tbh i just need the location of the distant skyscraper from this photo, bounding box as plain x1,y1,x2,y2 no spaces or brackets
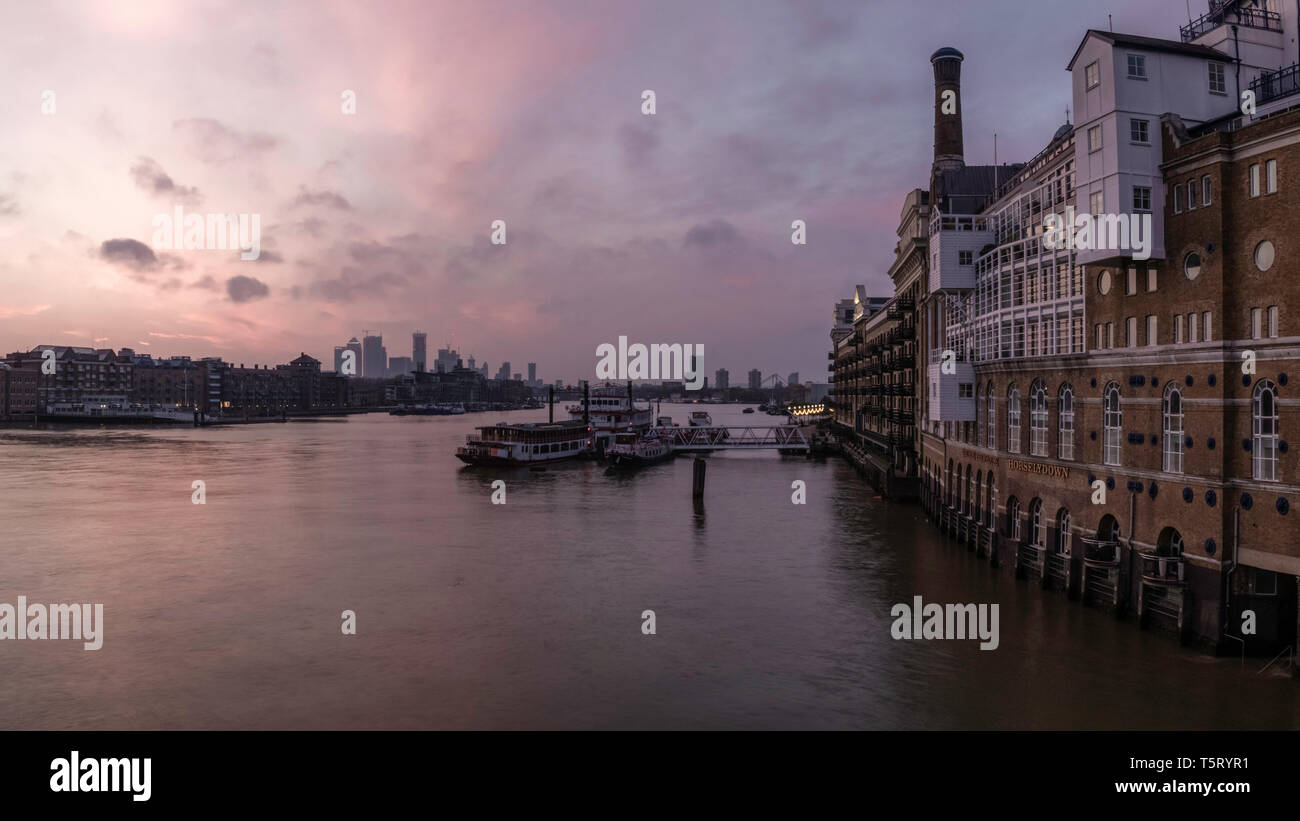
513,373,521,381
496,362,511,381
435,347,459,374
388,356,413,377
748,369,762,390
787,372,799,387
467,356,476,371
412,332,427,372
333,337,362,377
480,363,489,377
715,368,729,390
527,362,536,386
363,334,386,379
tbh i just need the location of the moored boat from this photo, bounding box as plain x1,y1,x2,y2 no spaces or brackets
456,420,593,465
605,430,673,470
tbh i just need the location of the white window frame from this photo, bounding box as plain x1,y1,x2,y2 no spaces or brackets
1253,381,1279,482
1268,305,1279,338
1202,175,1212,206
1127,54,1147,78
1007,386,1021,455
1103,383,1122,466
1266,159,1278,194
1058,384,1075,460
1250,164,1260,197
1086,61,1100,90
1029,381,1048,456
1163,384,1184,474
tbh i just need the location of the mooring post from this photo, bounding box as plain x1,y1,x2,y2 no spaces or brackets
692,456,706,500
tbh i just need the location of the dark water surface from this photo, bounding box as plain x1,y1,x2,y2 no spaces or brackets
1,403,1296,729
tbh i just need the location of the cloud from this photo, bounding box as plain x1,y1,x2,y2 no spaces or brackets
683,219,742,249
289,186,352,211
192,274,220,290
173,118,279,163
130,156,202,204
0,304,51,319
0,194,19,216
100,238,160,271
226,275,270,303
619,121,660,167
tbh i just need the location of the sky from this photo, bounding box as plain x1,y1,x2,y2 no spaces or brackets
0,0,1203,384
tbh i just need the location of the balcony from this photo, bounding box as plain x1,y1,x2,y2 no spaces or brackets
1139,552,1185,586
1081,537,1119,567
1249,62,1300,106
1181,1,1281,42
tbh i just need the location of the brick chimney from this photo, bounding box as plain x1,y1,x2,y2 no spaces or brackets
931,47,965,173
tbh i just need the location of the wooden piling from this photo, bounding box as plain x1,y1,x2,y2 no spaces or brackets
692,456,706,500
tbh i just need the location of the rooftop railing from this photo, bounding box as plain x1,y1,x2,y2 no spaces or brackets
1181,1,1281,42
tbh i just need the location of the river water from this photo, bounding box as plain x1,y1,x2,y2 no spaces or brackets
0,402,1296,729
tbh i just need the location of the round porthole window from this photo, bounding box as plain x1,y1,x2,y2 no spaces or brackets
1098,270,1112,295
1255,240,1275,272
1184,252,1201,280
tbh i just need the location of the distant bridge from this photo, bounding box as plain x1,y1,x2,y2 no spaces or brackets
650,425,809,452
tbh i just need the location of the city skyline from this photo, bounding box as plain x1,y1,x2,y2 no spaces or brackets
0,0,1193,383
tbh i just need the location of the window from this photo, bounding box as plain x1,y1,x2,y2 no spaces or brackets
1086,61,1100,90
1128,54,1147,78
1253,381,1279,481
1103,383,1122,466
1189,312,1199,343
986,382,996,448
1268,305,1279,338
1267,159,1278,193
1088,125,1102,153
1252,308,1262,339
959,383,973,398
1029,380,1048,456
1130,118,1149,143
1146,315,1158,346
1029,498,1045,547
1174,184,1182,214
1008,497,1021,540
1133,186,1151,212
1106,322,1114,348
1127,316,1137,347
959,250,973,266
1203,311,1212,341
1163,384,1184,474
1186,180,1196,210
1184,252,1201,280
1098,269,1112,295
1126,268,1137,295
1209,62,1226,94
1255,240,1275,272
1250,164,1260,197
1095,323,1104,350
1090,191,1104,215
1058,384,1075,460
1057,510,1072,556
1202,175,1212,205
1007,385,1021,454
1147,268,1157,292
1175,314,1184,343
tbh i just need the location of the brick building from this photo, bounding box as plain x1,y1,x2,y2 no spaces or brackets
835,1,1300,658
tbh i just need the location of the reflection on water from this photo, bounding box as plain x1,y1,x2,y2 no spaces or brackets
0,404,1296,729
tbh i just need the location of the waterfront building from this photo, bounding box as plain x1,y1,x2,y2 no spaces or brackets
413,332,427,373
129,354,204,409
388,356,414,377
0,363,38,420
837,1,1300,655
3,346,133,407
715,368,729,391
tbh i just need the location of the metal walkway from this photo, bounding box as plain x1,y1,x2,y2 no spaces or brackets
649,425,809,451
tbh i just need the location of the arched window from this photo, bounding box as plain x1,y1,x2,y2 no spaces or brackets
1103,382,1122,466
1007,497,1021,541
985,381,996,448
965,465,973,514
1029,380,1048,456
1007,385,1021,454
947,459,955,506
1097,514,1121,543
975,470,983,520
1157,527,1184,557
1162,384,1184,474
1253,381,1280,481
1056,508,1071,555
1029,498,1044,547
1057,384,1074,460
986,479,995,528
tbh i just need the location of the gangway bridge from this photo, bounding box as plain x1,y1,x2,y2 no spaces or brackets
650,425,809,452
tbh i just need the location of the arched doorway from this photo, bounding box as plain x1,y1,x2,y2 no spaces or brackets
1097,514,1121,543
1156,527,1183,557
